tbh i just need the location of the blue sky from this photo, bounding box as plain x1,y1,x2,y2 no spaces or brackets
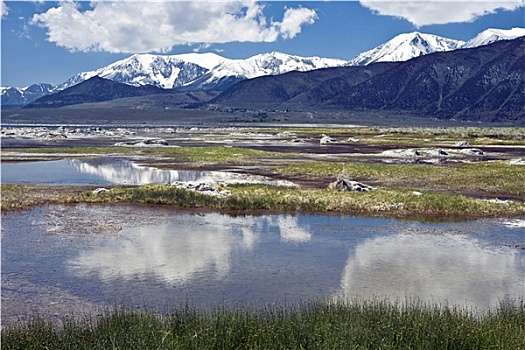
1,1,524,87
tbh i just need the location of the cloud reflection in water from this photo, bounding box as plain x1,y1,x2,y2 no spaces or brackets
335,232,524,309
68,213,312,285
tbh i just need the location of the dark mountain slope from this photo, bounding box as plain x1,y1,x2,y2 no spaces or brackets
211,38,525,122
285,62,397,108
25,76,171,108
325,37,524,121
211,66,364,109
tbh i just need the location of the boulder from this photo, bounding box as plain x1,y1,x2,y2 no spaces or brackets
329,178,374,192
114,138,169,147
459,148,484,156
508,158,525,165
170,181,231,197
381,149,421,157
320,135,334,144
427,149,448,156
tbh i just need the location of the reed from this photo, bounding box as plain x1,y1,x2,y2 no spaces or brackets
2,299,524,350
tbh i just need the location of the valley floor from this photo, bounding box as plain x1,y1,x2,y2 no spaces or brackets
2,124,524,218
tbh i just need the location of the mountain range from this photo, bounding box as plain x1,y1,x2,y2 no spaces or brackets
211,37,524,123
3,27,523,109
1,83,54,109
20,36,525,124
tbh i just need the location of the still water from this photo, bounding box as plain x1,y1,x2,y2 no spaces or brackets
0,158,294,186
2,204,523,324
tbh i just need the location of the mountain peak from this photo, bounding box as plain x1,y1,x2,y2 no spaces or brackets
348,31,465,66
464,27,525,48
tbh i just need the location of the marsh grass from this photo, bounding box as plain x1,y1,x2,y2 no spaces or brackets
3,179,524,217
173,146,276,164
16,145,272,156
78,184,525,218
2,299,524,350
281,126,525,145
278,161,525,198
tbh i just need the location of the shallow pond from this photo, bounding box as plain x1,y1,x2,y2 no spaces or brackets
2,204,524,325
0,158,293,186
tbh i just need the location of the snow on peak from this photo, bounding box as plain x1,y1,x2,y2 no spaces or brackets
179,51,347,90
348,32,465,66
463,27,525,48
56,53,218,90
56,51,347,91
48,27,525,92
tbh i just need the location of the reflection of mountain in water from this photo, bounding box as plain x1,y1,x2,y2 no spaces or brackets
68,158,295,186
67,213,311,285
335,233,524,309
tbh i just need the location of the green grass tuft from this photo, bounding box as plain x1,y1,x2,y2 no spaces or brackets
2,299,524,350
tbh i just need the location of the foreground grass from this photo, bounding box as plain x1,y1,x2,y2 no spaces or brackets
3,299,524,350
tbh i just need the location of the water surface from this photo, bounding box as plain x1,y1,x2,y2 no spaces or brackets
1,158,293,186
2,204,523,325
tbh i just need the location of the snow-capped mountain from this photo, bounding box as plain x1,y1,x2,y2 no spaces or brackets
463,27,525,48
185,51,348,90
348,32,465,66
1,83,54,108
348,28,525,66
56,53,229,91
3,27,524,108
57,52,348,92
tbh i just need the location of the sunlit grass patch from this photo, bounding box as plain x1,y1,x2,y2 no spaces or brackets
172,146,277,163
278,161,525,198
82,184,525,218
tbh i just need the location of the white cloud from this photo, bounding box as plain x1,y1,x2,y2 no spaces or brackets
277,6,317,39
1,0,9,19
30,0,317,53
360,0,525,27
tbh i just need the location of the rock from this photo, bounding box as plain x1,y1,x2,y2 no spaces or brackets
454,141,470,147
320,135,334,144
142,138,169,146
485,198,509,205
114,138,170,147
459,148,484,156
170,181,231,197
412,191,423,196
508,158,525,165
329,178,374,192
427,149,448,157
381,149,421,157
